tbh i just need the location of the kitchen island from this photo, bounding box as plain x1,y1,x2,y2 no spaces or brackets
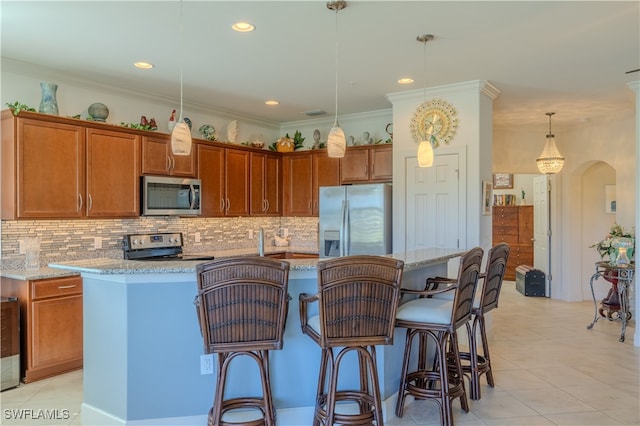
49,248,464,425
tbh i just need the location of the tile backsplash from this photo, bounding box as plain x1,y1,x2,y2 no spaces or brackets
1,217,319,269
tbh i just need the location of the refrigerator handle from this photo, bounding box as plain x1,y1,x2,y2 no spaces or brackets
339,200,346,257
344,199,351,256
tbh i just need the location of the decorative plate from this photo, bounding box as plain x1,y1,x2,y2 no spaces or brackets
410,99,458,148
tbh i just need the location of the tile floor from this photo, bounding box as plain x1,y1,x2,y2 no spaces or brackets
0,282,638,426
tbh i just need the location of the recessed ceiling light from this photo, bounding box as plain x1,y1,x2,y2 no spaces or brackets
232,22,255,32
265,100,279,106
134,62,154,69
398,78,414,84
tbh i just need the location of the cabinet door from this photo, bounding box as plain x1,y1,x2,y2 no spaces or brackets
141,136,171,175
197,144,225,217
17,118,85,218
86,128,140,217
142,136,196,177
31,294,83,377
264,153,281,215
312,152,340,215
369,145,392,182
340,147,369,183
225,148,250,216
283,154,313,216
250,152,267,215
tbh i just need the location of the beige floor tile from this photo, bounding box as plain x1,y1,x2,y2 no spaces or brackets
511,387,596,415
544,410,623,425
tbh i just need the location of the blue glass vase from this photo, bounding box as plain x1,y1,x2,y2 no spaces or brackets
39,82,59,115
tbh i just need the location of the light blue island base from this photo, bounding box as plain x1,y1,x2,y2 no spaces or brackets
49,249,464,425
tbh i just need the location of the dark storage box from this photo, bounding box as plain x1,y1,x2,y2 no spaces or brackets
515,265,545,297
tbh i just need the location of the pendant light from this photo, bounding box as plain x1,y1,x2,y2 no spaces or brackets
171,0,192,156
417,34,434,167
326,1,347,158
536,112,564,174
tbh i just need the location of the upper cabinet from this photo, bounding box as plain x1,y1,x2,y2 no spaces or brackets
1,110,394,220
340,144,392,184
282,150,340,217
250,151,281,216
85,128,140,217
1,111,140,219
141,135,196,177
197,143,250,217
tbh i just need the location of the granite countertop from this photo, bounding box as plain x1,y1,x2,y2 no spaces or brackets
1,246,318,280
3,247,465,280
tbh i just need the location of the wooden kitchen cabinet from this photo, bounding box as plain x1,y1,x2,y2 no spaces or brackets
282,150,340,216
141,135,196,177
250,151,281,216
340,144,392,184
197,143,249,217
1,275,83,383
2,111,85,219
86,128,140,217
1,110,140,219
312,151,341,215
492,205,534,280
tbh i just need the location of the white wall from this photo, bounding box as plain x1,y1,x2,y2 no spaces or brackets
1,63,281,144
387,80,499,253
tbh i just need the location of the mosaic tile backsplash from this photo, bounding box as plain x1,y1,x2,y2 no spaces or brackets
1,217,319,269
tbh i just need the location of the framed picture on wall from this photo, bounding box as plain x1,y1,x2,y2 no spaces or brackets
605,185,616,213
482,181,493,216
493,173,513,189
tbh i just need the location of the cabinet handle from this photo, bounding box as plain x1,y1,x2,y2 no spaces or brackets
78,194,83,211
170,156,175,171
220,198,225,212
266,200,270,212
308,200,312,210
262,199,267,212
364,163,368,176
166,156,171,172
58,285,77,289
226,198,230,212
88,194,93,211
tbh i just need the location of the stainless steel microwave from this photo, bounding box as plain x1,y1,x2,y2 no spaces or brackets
141,176,201,216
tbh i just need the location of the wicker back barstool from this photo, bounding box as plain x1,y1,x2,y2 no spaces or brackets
299,255,404,425
194,256,290,426
425,243,510,400
394,247,483,426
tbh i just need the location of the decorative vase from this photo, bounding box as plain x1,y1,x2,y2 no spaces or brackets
38,82,59,115
88,103,109,121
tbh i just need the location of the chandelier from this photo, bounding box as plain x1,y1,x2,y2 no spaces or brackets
536,112,564,174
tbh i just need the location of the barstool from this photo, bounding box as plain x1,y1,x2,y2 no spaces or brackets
395,247,483,426
194,256,290,426
426,243,510,400
299,255,404,425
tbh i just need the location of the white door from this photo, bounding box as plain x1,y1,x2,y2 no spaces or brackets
405,154,459,251
533,175,550,294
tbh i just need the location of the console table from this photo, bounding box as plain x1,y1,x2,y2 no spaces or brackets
586,261,635,342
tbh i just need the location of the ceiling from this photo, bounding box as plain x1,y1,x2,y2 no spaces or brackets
2,1,639,131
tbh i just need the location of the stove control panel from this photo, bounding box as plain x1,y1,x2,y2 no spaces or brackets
124,232,183,250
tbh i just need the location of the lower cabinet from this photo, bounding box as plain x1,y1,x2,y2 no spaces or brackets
1,275,83,383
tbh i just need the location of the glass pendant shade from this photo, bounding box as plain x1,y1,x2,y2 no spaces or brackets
171,121,192,156
327,124,346,158
417,140,434,167
536,135,564,174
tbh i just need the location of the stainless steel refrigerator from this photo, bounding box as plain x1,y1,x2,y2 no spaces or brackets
319,183,392,258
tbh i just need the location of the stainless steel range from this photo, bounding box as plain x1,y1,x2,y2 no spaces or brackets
123,232,214,261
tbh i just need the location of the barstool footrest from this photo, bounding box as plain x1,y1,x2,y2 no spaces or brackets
209,397,272,426
315,390,378,425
